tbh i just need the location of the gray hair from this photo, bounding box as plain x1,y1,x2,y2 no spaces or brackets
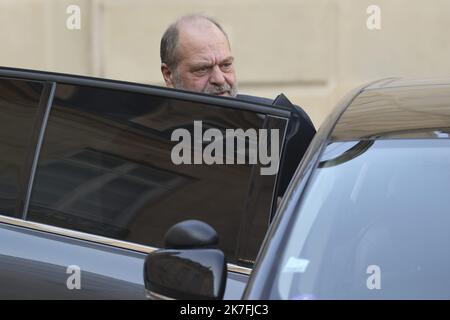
160,14,229,69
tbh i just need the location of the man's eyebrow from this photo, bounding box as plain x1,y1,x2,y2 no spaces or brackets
191,62,214,70
191,57,234,69
221,56,234,63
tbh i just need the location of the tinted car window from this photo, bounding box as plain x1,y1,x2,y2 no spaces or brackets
0,78,44,218
27,83,281,264
273,139,450,299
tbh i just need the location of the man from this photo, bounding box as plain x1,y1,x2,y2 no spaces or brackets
160,14,237,97
160,13,282,106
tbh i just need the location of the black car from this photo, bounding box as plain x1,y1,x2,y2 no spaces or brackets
0,66,315,299
145,77,450,300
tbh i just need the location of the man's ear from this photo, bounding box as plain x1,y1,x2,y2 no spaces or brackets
161,63,175,88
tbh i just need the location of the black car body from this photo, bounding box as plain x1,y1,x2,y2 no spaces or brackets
4,67,448,300
0,67,315,299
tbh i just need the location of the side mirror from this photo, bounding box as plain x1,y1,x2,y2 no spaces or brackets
144,220,227,300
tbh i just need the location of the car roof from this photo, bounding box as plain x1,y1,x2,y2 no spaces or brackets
330,78,450,141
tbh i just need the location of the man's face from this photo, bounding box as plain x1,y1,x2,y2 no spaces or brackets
162,20,238,97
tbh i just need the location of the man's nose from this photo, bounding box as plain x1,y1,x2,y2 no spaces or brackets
209,65,226,86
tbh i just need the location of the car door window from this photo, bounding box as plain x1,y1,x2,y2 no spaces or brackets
0,77,45,218
26,83,286,264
